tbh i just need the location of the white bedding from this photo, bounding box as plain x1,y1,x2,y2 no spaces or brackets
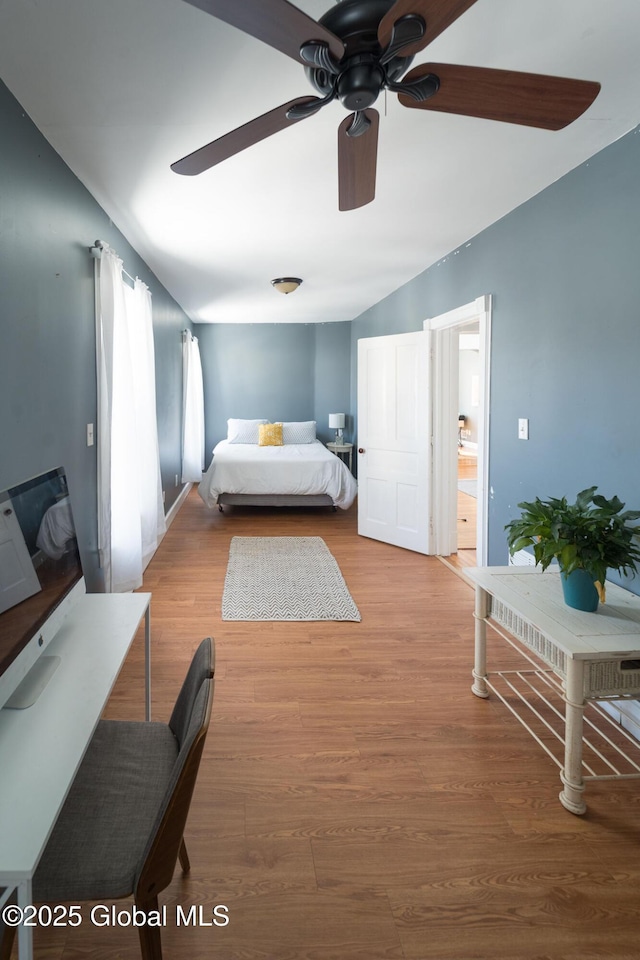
198,439,357,510
36,497,76,560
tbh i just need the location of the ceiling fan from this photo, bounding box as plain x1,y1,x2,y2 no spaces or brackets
171,0,600,211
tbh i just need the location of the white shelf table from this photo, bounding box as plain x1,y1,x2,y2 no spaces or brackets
467,566,640,814
0,592,151,960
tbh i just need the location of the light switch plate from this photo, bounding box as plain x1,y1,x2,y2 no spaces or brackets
518,418,529,440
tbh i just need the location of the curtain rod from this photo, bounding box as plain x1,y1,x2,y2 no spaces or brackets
90,240,136,287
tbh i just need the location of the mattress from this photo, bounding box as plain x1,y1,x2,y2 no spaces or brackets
197,439,357,510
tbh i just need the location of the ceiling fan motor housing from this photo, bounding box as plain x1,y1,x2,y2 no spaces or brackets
337,55,386,109
305,0,413,106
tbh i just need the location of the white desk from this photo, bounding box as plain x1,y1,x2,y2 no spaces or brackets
467,567,640,814
0,592,151,960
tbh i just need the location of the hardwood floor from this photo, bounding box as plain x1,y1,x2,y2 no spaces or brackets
22,490,640,959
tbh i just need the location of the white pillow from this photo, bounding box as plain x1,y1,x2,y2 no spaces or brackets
227,418,269,443
282,421,317,444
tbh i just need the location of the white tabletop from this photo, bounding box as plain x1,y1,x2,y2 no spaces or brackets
467,566,640,661
0,592,150,880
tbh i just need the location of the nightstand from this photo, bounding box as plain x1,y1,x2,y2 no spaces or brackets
326,441,353,473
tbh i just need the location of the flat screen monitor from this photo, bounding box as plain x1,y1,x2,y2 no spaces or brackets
0,466,85,710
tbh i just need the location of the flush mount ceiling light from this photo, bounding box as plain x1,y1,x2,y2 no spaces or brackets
271,277,302,295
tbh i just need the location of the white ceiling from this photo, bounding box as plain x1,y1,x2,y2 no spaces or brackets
2,0,640,324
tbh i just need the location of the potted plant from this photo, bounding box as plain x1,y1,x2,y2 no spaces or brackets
505,486,640,611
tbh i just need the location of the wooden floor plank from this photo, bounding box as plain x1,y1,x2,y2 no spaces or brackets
19,488,640,960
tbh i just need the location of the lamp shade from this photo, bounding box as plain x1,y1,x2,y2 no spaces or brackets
328,413,345,430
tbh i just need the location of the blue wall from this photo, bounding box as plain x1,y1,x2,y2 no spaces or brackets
4,64,640,594
313,322,354,443
195,321,352,461
351,125,640,591
0,77,353,593
0,80,191,590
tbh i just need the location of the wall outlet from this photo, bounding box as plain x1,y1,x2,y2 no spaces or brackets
518,418,529,440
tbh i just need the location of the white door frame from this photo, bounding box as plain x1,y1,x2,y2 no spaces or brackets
424,294,492,565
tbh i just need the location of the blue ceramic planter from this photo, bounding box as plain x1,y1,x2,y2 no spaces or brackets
560,568,600,612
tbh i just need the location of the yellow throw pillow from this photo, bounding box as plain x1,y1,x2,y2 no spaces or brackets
258,422,283,446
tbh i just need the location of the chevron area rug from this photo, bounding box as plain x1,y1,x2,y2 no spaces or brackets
222,536,361,621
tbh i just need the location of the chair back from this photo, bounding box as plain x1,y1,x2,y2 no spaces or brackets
135,674,213,902
169,637,214,746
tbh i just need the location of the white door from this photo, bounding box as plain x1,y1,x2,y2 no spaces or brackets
357,331,431,553
0,501,41,614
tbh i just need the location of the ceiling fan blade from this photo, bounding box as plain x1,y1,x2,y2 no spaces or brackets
337,109,379,212
171,98,320,176
397,63,601,130
378,0,480,58
182,0,344,65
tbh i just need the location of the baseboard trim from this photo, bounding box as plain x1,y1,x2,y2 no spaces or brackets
166,482,192,528
142,483,192,575
436,554,474,587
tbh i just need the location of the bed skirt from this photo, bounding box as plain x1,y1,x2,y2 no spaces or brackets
217,493,335,511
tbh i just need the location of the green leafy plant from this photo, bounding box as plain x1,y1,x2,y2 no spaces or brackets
505,486,640,602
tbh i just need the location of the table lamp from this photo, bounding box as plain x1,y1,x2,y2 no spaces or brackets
329,413,345,443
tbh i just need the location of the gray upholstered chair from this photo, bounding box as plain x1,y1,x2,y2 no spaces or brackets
0,637,215,960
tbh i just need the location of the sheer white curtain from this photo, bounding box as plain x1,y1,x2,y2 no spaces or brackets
181,331,205,482
95,244,166,593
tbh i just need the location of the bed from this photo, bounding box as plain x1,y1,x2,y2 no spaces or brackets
36,496,77,560
197,419,357,511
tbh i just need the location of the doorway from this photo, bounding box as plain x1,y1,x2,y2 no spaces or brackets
456,324,480,568
424,295,491,566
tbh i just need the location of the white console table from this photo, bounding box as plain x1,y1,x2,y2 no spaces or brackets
467,567,640,814
0,592,151,960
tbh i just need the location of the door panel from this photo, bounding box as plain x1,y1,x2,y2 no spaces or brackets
0,503,42,615
357,331,430,553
